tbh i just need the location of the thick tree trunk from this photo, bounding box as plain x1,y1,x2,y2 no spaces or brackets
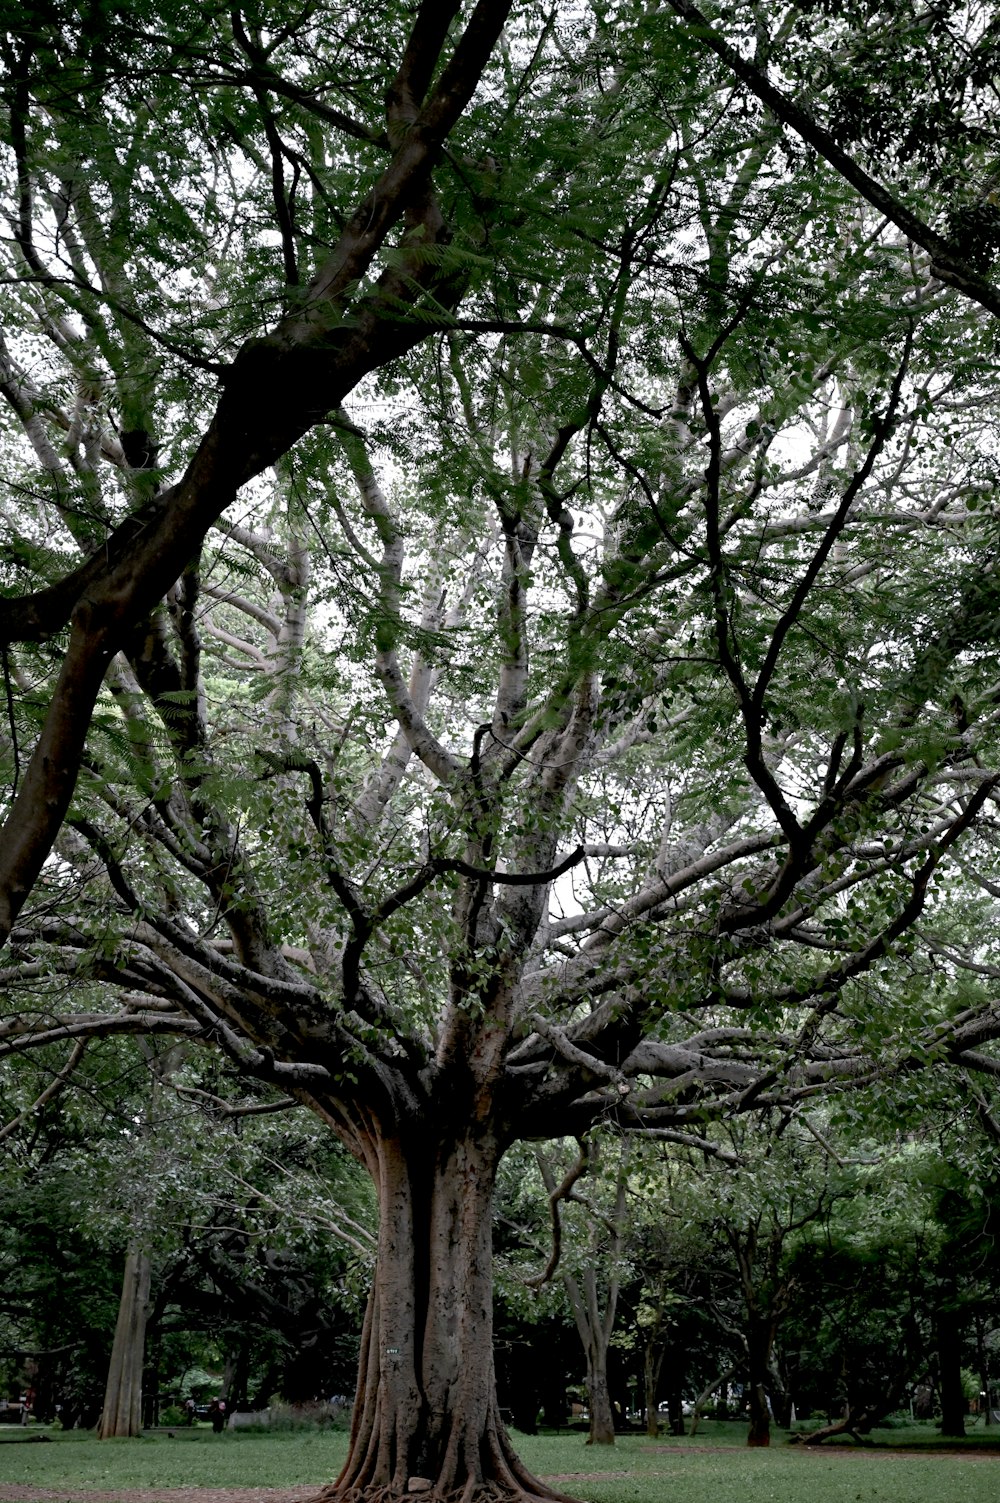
315,1124,568,1503
584,1357,616,1446
98,1246,152,1439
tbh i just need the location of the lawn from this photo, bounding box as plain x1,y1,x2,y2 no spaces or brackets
0,1423,998,1503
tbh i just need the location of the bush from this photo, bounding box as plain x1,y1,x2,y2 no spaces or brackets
159,1405,186,1427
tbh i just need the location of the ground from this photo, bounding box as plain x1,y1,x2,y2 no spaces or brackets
2,1454,1000,1502
3,1426,1000,1503
0,1489,310,1502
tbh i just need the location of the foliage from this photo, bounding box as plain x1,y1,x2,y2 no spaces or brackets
4,1,1000,1494
4,0,1000,1170
0,1033,373,1421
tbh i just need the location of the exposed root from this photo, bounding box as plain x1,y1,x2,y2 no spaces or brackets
789,1422,867,1447
298,1482,581,1503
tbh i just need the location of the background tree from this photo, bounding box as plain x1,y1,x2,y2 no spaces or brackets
783,1077,1000,1444
0,1030,373,1428
493,1146,588,1437
533,1140,630,1447
623,1159,717,1440
697,1120,847,1446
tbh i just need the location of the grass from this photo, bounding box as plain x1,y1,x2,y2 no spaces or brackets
0,1424,349,1488
0,1421,999,1502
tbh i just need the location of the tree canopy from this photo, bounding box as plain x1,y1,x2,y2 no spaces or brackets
4,2,1000,1499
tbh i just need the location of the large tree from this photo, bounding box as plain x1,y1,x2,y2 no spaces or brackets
5,4,1000,1500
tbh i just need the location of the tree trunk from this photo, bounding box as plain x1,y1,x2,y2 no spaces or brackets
98,1246,152,1439
798,1407,870,1445
665,1380,684,1438
317,1124,567,1503
643,1342,664,1438
936,1310,966,1438
975,1313,991,1426
229,1341,250,1411
798,1360,919,1446
540,1388,566,1430
584,1356,616,1447
768,1363,792,1430
688,1366,738,1438
746,1317,771,1447
546,1143,629,1450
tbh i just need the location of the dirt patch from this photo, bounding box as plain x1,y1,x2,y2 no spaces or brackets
539,1475,632,1482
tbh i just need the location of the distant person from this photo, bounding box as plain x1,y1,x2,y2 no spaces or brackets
209,1397,227,1433
184,1398,196,1425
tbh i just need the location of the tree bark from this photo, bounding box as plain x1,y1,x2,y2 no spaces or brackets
665,1380,684,1439
975,1313,991,1426
745,1316,772,1447
583,1356,617,1447
317,1122,568,1503
688,1366,739,1438
544,1144,628,1448
768,1362,792,1430
98,1246,152,1439
797,1409,869,1446
936,1310,967,1438
642,1341,664,1438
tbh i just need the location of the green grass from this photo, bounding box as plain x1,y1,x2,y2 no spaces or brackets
1,1422,999,1502
0,1425,350,1488
518,1429,1000,1503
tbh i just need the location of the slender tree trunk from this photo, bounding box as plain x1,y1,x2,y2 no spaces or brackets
799,1359,921,1446
643,1341,664,1438
319,1123,567,1503
798,1407,870,1445
230,1341,250,1411
936,1310,966,1438
746,1316,772,1447
768,1362,791,1429
541,1388,566,1430
665,1380,684,1438
688,1365,738,1438
547,1143,628,1449
98,1246,152,1439
975,1313,991,1426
